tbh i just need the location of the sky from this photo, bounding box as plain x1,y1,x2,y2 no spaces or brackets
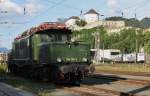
0,0,150,49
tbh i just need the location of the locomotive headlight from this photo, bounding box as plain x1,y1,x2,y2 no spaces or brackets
57,58,62,62
82,57,87,62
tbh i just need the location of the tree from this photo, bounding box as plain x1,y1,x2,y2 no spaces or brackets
126,18,142,28
75,19,87,27
144,32,150,53
72,27,107,48
57,18,68,23
72,27,148,54
141,17,150,28
102,29,144,53
105,16,127,21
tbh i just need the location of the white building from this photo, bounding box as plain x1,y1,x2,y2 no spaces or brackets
65,9,125,33
84,9,99,23
65,16,79,27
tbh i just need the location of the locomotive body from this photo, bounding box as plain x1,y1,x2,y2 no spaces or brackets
8,22,93,82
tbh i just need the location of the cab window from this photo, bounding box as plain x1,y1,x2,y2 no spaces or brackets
40,33,70,42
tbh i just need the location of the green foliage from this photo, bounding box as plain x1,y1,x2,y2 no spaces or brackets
57,18,68,23
72,27,107,48
126,18,142,28
144,32,150,53
105,16,127,21
75,19,87,27
141,17,150,28
72,27,150,53
110,29,144,53
0,64,7,76
72,28,95,47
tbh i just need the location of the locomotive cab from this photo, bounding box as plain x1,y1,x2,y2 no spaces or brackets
32,29,92,81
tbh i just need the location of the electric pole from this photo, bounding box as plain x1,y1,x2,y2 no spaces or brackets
93,31,100,64
135,9,138,63
101,15,105,64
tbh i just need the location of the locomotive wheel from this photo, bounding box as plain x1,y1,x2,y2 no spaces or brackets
8,64,13,73
30,67,39,80
50,67,61,83
11,64,18,75
77,71,83,81
40,67,50,82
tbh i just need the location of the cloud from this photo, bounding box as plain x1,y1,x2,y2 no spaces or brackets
107,0,118,8
107,0,118,15
25,0,44,15
0,0,23,14
0,0,43,15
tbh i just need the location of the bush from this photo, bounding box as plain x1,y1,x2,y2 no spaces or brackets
75,19,87,27
0,64,7,74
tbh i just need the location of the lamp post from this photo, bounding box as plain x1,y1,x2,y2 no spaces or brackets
135,30,138,64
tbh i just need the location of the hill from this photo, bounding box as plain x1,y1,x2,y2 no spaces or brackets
0,47,9,53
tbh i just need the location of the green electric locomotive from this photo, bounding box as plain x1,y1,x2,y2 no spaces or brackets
8,22,94,83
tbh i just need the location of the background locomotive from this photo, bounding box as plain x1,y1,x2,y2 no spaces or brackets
8,22,93,83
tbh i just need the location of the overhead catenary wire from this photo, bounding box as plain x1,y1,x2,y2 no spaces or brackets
19,0,68,24
44,0,81,12
0,0,69,47
0,0,68,25
116,0,149,17
44,0,98,16
124,0,148,10
135,1,150,18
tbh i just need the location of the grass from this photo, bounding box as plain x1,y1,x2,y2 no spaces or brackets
0,63,7,77
95,63,150,73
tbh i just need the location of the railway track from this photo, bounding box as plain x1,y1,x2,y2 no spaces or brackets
90,74,150,86
0,82,35,96
1,73,149,96
0,89,10,96
64,84,144,96
63,74,150,96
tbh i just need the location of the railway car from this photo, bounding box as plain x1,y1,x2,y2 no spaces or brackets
8,22,93,83
112,53,145,63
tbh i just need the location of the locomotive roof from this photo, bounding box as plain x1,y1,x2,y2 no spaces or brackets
14,22,70,41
